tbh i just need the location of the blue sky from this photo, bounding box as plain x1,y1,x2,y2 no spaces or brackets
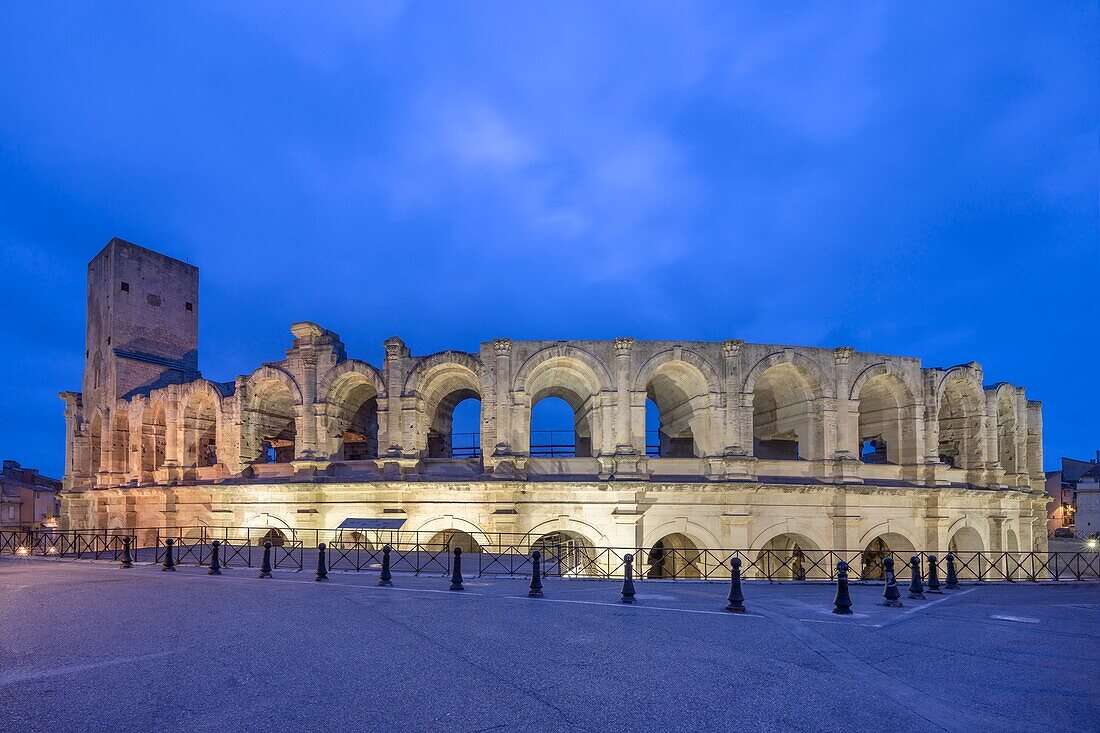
0,2,1095,477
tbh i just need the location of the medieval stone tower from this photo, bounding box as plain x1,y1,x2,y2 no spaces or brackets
82,238,200,418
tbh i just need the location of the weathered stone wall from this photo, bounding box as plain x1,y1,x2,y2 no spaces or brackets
59,239,1047,554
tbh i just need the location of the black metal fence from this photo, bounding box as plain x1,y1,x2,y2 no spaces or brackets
3,527,1099,582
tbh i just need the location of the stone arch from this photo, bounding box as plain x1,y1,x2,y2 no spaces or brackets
935,367,986,470
242,367,301,464
522,516,609,547
141,397,167,476
88,411,103,477
852,368,920,465
859,530,919,581
753,531,827,580
405,353,487,458
750,521,831,552
635,350,721,458
949,525,985,579
109,405,130,476
747,356,828,461
992,384,1021,476
181,382,222,468
642,519,721,552
413,516,493,550
514,346,612,458
322,362,383,461
241,512,295,544
645,532,703,579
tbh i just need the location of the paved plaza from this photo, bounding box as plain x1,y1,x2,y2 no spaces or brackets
1,557,1098,733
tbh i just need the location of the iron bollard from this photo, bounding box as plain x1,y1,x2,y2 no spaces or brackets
907,555,925,599
725,557,746,613
449,546,464,591
620,553,637,604
881,556,902,607
120,536,134,569
944,552,960,589
208,539,222,575
259,541,273,579
316,543,328,581
926,554,942,594
378,544,393,586
832,561,853,615
529,550,544,598
162,537,176,571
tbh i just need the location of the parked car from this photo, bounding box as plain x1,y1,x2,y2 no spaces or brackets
1053,527,1075,539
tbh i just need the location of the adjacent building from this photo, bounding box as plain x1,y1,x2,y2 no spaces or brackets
1047,453,1100,536
1,460,62,531
59,238,1049,571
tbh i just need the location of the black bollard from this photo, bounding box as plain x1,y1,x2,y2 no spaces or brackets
258,541,273,579
208,539,222,575
162,537,176,571
926,554,942,594
832,561,853,615
881,556,902,607
449,546,464,591
725,557,746,613
944,552,960,589
120,535,134,569
316,543,328,581
907,555,925,599
620,553,637,604
378,544,393,587
529,550,544,598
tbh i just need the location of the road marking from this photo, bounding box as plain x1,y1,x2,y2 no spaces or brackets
990,614,1040,624
872,588,978,629
0,651,179,688
502,595,763,618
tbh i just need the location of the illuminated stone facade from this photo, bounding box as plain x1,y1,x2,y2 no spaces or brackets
61,239,1049,558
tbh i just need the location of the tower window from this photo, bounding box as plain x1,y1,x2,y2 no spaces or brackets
147,294,161,307
120,282,129,292
185,302,193,312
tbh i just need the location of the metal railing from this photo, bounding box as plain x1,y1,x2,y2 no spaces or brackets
3,527,1099,582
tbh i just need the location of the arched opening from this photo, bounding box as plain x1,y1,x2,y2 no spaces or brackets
756,533,824,580
336,530,374,550
428,394,482,458
247,380,297,464
949,527,984,580
647,533,702,579
644,363,708,458
531,530,596,576
857,374,916,465
530,397,588,457
109,410,130,475
88,413,103,477
937,377,982,470
523,356,602,459
426,529,482,553
861,532,917,580
257,528,287,547
183,394,218,468
996,393,1018,475
327,376,379,461
141,402,166,475
752,364,820,460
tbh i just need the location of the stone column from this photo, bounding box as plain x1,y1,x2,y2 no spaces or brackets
296,353,320,459
613,338,634,452
59,392,82,489
833,347,856,458
381,337,408,452
722,340,745,454
492,338,512,449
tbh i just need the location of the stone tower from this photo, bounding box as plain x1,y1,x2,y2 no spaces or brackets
83,238,199,417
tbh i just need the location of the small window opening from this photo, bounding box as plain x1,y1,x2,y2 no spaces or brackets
120,282,129,292
185,302,193,312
